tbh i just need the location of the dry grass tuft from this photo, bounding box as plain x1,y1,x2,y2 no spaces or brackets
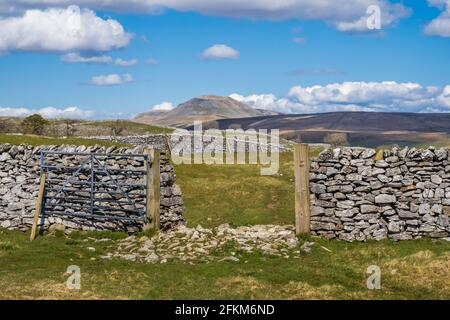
382,250,450,296
215,276,374,300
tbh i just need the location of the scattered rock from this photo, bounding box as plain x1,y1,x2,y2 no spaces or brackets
300,242,315,253
220,256,240,262
104,224,301,264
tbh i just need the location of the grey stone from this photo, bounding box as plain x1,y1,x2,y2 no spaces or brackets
311,206,325,216
361,149,376,159
375,194,396,204
360,205,378,214
431,175,443,185
311,183,327,194
398,210,420,219
335,208,359,218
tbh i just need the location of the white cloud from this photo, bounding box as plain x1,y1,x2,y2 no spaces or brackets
229,93,280,111
115,58,138,67
230,81,450,114
0,106,94,118
146,58,159,65
201,44,239,60
61,52,112,63
437,85,450,108
61,53,138,66
90,73,133,86
0,5,132,53
0,1,411,33
152,101,175,111
424,0,450,37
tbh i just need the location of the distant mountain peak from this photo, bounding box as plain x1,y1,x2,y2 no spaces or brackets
134,95,266,127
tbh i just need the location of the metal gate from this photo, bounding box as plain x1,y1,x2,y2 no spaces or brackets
39,150,149,223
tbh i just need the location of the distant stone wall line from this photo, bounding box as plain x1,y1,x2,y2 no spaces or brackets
87,133,295,154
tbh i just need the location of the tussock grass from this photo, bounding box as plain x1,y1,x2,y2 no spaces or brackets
0,134,128,147
1,224,449,299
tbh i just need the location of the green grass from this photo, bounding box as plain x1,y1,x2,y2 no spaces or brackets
0,228,449,299
0,134,129,147
174,150,322,228
0,117,172,137
79,120,173,135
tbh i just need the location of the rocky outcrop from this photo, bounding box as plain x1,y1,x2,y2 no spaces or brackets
0,143,184,232
310,146,450,241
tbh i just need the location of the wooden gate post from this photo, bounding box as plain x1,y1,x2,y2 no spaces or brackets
294,144,311,235
144,148,160,231
30,172,46,241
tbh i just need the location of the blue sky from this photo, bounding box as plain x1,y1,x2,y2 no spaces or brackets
0,0,450,118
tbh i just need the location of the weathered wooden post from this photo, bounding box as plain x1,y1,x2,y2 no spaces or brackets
294,144,311,235
144,148,161,231
30,172,46,241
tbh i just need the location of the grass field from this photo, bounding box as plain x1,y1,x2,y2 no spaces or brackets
0,134,129,147
75,120,173,135
174,151,321,228
1,228,449,299
0,117,172,137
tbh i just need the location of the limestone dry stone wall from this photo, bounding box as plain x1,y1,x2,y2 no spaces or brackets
91,135,170,152
90,133,294,154
310,147,450,241
0,143,184,232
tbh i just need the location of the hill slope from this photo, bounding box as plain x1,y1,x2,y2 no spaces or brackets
192,111,450,147
134,95,265,127
202,112,450,132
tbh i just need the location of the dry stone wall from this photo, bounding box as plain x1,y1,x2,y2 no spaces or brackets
90,133,294,153
90,135,170,152
310,147,450,241
0,143,184,232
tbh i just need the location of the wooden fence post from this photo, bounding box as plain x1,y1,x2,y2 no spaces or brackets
294,144,311,235
30,172,46,241
144,148,160,231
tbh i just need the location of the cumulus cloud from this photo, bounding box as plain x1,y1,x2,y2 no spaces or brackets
0,106,94,118
201,44,239,60
229,93,280,111
90,73,133,86
230,81,450,114
424,0,450,37
115,58,138,67
61,52,112,64
152,101,175,111
0,5,132,53
0,1,411,33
